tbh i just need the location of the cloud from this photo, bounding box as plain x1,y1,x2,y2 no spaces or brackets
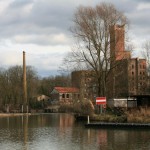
0,0,149,76
137,2,150,10
0,0,73,46
0,50,22,67
13,33,70,45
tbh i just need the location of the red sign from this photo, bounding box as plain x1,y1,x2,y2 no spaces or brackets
96,97,106,105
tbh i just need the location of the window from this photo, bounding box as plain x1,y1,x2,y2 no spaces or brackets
78,94,80,99
62,94,65,98
140,65,142,69
66,94,69,98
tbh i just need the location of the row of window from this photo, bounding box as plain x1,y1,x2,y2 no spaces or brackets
62,93,70,98
131,77,145,81
61,93,80,99
131,64,145,69
130,82,145,92
131,71,145,75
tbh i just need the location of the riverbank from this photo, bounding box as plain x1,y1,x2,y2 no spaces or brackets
75,107,150,123
0,113,31,117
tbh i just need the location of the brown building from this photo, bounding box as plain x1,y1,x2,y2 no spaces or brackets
71,24,148,100
109,25,131,63
109,58,147,98
108,25,147,98
71,70,96,101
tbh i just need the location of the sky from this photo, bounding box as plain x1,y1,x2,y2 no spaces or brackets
0,0,150,77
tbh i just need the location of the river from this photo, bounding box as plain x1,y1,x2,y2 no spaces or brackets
0,113,149,150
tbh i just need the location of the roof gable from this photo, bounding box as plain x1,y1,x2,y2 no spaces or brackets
54,87,79,93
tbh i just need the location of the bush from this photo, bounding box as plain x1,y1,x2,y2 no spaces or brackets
106,107,126,116
73,100,94,115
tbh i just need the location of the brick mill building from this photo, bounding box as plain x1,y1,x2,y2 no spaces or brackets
108,25,147,98
72,24,148,100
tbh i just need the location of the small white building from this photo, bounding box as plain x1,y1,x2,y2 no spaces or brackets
107,98,137,108
50,87,79,104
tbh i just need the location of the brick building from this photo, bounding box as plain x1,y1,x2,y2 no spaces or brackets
71,70,96,101
71,24,148,99
108,24,147,98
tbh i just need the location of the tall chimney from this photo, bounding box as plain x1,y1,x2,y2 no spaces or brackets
23,51,27,109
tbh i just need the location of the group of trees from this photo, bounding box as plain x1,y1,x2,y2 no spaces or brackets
0,66,38,111
0,65,70,111
38,75,71,96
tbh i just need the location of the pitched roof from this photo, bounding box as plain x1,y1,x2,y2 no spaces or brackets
54,87,79,93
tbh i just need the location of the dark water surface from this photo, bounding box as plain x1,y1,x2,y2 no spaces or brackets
0,113,150,150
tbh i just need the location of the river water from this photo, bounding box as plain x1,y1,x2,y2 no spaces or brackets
0,113,149,150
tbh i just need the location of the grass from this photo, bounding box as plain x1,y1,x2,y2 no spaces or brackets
91,114,127,123
127,107,150,123
91,107,150,123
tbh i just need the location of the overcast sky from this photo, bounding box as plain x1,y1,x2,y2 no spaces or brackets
0,0,150,77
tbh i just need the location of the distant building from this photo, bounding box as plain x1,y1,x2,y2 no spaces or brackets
71,24,148,100
108,25,148,98
107,98,137,108
71,70,97,102
50,87,79,104
37,95,50,102
36,94,50,108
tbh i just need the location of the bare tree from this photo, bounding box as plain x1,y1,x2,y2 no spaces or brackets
142,41,150,74
66,3,128,97
141,41,150,93
38,75,71,96
0,66,39,111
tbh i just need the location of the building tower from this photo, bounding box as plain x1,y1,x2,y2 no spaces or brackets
108,25,147,98
110,25,131,65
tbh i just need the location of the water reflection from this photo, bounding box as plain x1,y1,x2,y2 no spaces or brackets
0,114,149,150
23,116,28,150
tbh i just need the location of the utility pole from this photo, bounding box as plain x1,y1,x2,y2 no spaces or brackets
23,51,28,113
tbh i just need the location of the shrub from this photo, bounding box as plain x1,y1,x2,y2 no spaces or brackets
127,107,150,123
73,100,94,115
106,107,126,116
